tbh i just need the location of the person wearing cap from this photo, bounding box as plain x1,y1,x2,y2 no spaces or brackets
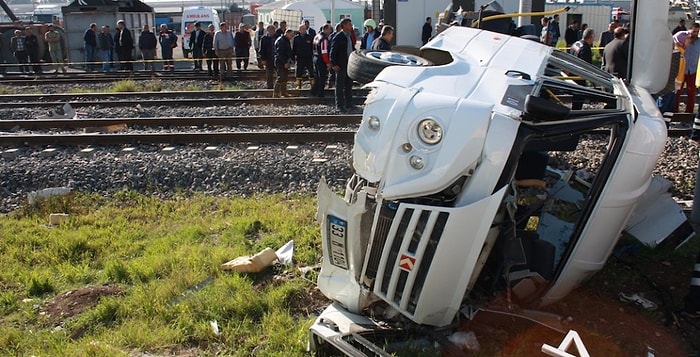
360,19,380,50
44,24,66,73
116,20,134,71
10,29,28,73
292,23,314,89
203,24,219,77
190,22,206,71
234,23,251,70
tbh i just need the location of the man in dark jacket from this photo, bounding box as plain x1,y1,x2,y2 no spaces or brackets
292,23,314,89
24,26,41,74
569,28,594,110
311,23,331,97
258,25,276,89
202,24,219,77
371,25,393,51
116,20,134,71
273,29,294,97
421,17,432,45
189,22,206,71
330,18,354,112
564,20,579,47
159,24,177,71
98,25,115,72
83,23,97,72
603,27,629,79
234,23,252,70
139,24,157,72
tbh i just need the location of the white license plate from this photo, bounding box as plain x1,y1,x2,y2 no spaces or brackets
327,215,348,269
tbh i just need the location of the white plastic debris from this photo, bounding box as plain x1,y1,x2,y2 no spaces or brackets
275,240,294,265
210,320,220,336
542,330,590,357
448,331,480,352
27,187,71,205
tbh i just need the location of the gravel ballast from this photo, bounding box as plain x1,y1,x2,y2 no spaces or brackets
0,81,698,213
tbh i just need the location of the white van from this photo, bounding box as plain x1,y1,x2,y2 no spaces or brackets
180,7,220,58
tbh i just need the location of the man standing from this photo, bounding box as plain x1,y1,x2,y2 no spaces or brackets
304,19,316,38
24,26,41,74
360,19,380,50
44,24,66,73
569,28,595,110
550,14,561,46
570,28,595,64
292,23,314,89
189,22,206,71
213,22,235,80
311,23,331,97
674,23,700,113
603,27,629,79
158,24,177,71
116,20,134,71
203,24,219,77
258,25,276,89
98,25,114,72
330,18,354,112
421,17,432,45
564,20,579,47
275,20,287,38
371,25,393,51
10,30,28,74
598,22,617,56
273,29,294,98
83,23,97,72
234,23,252,70
139,24,157,72
253,21,265,69
673,18,687,35
540,17,553,46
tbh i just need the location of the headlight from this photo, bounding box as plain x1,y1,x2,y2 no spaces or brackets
417,119,443,145
367,116,381,131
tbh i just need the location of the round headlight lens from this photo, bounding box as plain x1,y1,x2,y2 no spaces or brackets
409,155,425,170
367,116,381,131
417,119,443,145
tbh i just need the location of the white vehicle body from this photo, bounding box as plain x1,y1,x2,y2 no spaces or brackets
310,1,673,354
180,7,220,56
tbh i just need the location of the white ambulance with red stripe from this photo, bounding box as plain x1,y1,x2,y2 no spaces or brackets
180,7,220,58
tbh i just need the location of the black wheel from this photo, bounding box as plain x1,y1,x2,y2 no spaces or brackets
347,49,433,84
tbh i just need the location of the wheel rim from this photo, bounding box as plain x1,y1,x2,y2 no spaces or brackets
364,51,427,66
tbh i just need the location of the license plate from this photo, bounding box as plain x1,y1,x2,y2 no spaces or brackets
327,215,348,269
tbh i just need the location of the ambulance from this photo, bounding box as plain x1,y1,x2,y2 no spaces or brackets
180,7,220,58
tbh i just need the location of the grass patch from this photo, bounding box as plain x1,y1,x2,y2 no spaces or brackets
0,192,322,355
109,80,141,93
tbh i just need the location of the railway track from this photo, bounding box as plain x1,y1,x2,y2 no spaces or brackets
0,114,362,146
0,70,266,85
0,96,345,109
0,114,362,130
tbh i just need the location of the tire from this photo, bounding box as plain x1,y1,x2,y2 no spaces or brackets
347,49,433,84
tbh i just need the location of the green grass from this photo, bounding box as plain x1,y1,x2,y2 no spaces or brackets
0,192,322,356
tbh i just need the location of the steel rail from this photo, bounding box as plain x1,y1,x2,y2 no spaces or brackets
0,71,266,85
0,115,363,130
0,97,352,108
0,131,357,146
0,89,368,102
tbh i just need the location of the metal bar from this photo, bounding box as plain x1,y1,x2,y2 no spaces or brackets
0,115,362,130
0,131,357,146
